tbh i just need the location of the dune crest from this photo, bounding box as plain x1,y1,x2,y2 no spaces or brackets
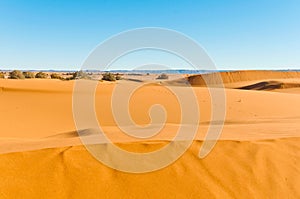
188,70,300,85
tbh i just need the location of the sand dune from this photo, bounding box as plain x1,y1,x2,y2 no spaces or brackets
0,138,299,198
1,70,300,198
186,70,300,95
236,80,300,90
1,78,300,139
188,70,300,86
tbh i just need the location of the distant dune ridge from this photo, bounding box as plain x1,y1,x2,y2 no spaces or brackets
0,70,300,198
188,70,300,88
236,80,300,90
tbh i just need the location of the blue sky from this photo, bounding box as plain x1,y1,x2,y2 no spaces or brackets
0,0,299,70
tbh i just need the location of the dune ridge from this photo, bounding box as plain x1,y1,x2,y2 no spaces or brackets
236,81,300,90
188,70,300,86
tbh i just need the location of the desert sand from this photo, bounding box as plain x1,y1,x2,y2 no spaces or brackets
0,70,300,198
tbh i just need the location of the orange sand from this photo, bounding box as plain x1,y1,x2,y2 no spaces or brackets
0,71,300,198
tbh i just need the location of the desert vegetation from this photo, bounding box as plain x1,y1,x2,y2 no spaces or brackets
101,72,122,81
9,70,25,79
115,73,122,80
23,71,35,79
0,72,5,78
50,73,63,80
3,70,123,81
102,72,116,81
72,70,90,79
35,72,48,79
156,73,169,80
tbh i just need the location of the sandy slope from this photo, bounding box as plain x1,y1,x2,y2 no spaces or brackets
1,139,299,199
1,71,300,198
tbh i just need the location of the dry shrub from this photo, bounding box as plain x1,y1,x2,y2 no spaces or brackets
9,70,25,79
72,70,90,79
23,71,35,78
35,72,48,79
50,73,63,80
156,73,169,80
102,72,116,81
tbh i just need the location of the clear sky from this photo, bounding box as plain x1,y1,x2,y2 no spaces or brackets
0,0,300,70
